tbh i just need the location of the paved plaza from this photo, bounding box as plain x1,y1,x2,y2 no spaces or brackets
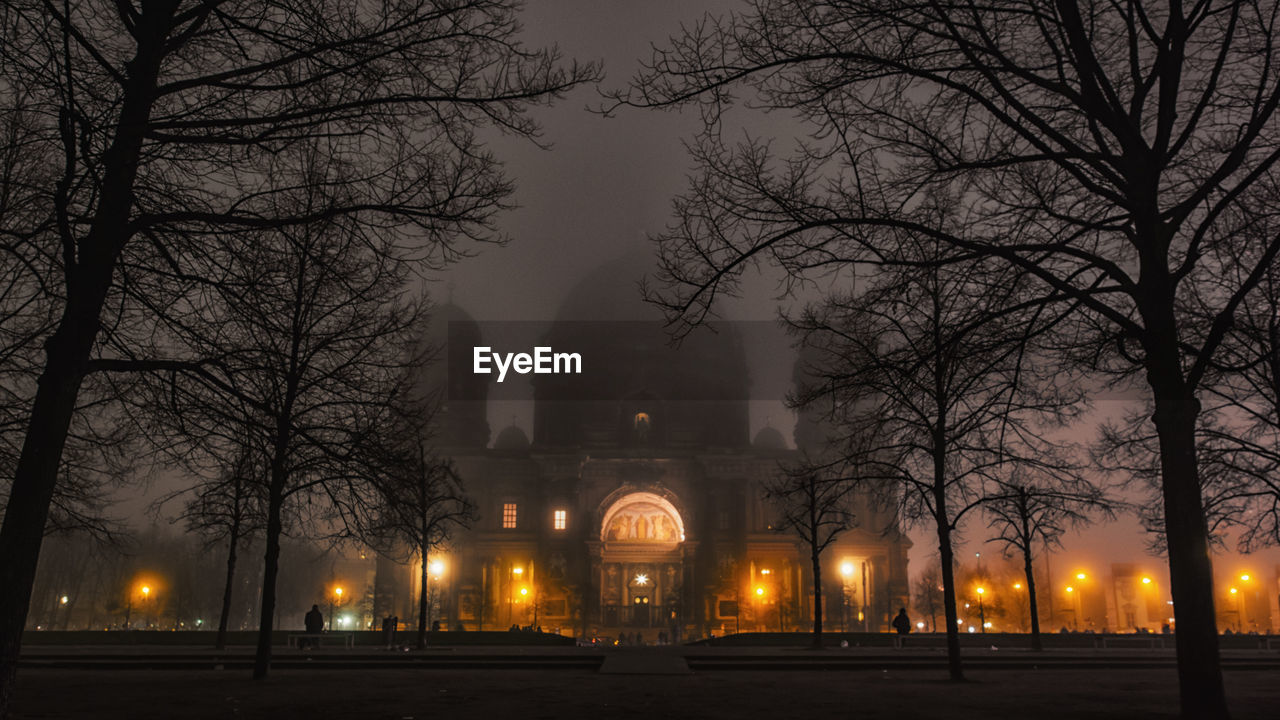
9,646,1280,719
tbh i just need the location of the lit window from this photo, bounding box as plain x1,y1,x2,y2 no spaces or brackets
502,503,518,529
554,509,567,530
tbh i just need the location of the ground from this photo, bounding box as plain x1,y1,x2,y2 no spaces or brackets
10,662,1279,719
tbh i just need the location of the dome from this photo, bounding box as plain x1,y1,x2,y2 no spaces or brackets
532,253,751,450
493,423,530,451
753,425,786,450
419,302,490,448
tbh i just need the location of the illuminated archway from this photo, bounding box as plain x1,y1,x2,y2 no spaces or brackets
600,492,685,543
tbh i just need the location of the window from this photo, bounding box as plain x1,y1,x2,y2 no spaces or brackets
553,509,567,530
502,503,518,529
717,509,731,531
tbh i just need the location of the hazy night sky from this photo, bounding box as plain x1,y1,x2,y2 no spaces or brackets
427,1,1280,590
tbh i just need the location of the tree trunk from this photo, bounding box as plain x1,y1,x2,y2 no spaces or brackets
1151,387,1227,719
809,543,824,649
0,9,175,713
0,347,87,715
252,473,286,680
935,518,964,682
1022,543,1042,652
417,540,430,650
216,528,240,651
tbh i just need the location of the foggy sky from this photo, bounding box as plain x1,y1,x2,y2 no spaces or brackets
429,0,1280,590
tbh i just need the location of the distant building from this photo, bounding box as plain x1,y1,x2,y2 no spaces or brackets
374,261,911,638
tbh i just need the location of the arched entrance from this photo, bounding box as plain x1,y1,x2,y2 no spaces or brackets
594,492,687,635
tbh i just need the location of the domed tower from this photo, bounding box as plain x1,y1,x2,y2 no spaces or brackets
790,345,831,455
419,302,490,448
532,254,751,450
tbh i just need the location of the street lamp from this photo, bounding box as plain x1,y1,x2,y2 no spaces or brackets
840,562,854,632
330,586,344,631
976,587,986,633
140,585,152,629
509,566,523,626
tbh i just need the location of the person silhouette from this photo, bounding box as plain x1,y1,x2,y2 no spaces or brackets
892,608,911,635
303,604,324,649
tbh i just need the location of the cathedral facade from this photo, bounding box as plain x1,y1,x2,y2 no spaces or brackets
375,264,911,639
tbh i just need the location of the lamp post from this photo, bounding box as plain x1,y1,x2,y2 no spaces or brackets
330,586,343,631
141,585,151,629
509,566,523,626
1238,574,1252,631
840,562,854,633
976,587,986,633
427,559,445,630
1074,572,1088,629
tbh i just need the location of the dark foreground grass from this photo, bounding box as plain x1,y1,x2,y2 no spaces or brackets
11,667,1279,719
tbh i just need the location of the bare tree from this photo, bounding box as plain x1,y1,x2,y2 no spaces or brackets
763,469,855,648
607,3,1280,714
152,438,265,650
789,247,1083,680
0,1,596,711
369,425,475,650
144,168,432,678
983,473,1117,650
912,561,945,633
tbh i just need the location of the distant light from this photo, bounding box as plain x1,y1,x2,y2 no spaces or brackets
59,595,68,605
755,586,765,596
141,585,151,597
1240,574,1250,582
334,587,343,598
983,622,992,628
195,619,203,626
968,626,976,633
1013,583,1022,590
429,560,445,576
761,569,772,575
520,587,529,596
1076,573,1086,580
916,621,925,629
1141,577,1152,585
841,563,854,577
1066,586,1074,593
1229,587,1238,595
635,573,649,586
976,587,985,595
513,567,523,575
